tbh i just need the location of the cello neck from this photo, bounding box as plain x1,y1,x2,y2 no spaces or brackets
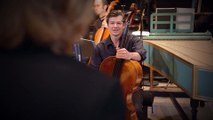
112,10,136,78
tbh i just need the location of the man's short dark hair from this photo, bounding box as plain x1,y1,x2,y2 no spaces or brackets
106,10,124,23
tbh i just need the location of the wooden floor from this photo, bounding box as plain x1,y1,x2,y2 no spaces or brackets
143,82,213,120
147,97,213,120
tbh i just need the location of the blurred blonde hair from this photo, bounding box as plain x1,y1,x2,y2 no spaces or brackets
0,0,93,54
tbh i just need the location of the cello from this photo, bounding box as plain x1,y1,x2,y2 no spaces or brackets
99,11,143,120
94,0,119,44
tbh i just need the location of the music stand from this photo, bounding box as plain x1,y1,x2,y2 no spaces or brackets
75,38,95,64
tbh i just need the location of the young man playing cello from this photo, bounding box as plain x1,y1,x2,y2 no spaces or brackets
89,10,147,120
89,10,146,70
